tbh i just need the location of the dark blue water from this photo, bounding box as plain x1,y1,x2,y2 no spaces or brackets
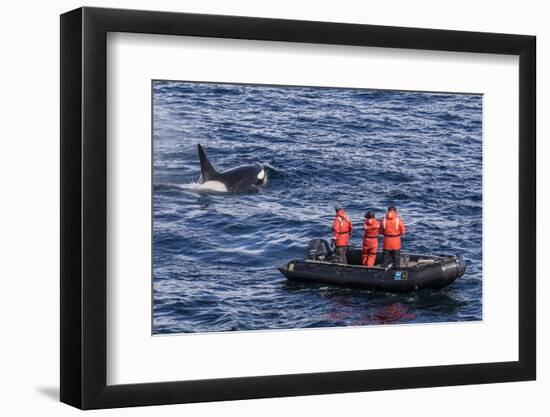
152,81,482,334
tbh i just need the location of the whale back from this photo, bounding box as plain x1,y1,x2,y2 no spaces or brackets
197,144,266,191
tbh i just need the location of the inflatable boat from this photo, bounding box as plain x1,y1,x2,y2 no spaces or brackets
278,239,466,293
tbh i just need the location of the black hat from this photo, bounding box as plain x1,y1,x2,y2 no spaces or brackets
335,204,343,212
364,211,375,219
387,205,396,212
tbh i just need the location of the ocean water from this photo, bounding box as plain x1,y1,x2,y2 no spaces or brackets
152,81,482,334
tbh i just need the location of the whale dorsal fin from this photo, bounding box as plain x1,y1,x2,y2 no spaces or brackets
197,144,217,181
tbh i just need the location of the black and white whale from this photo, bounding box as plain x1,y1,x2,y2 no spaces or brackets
197,144,267,192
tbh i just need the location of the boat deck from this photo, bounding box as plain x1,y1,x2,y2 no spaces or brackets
315,248,443,270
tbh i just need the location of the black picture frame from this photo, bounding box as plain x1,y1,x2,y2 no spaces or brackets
60,6,536,410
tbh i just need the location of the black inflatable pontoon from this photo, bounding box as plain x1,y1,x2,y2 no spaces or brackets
278,239,466,293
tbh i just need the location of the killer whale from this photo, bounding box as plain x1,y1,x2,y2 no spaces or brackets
197,144,267,192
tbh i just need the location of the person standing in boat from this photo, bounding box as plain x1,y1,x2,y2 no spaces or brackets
379,205,406,268
362,211,380,267
331,205,353,264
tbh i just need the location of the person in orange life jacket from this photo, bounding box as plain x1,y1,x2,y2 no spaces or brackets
362,211,380,267
331,205,353,264
379,205,406,268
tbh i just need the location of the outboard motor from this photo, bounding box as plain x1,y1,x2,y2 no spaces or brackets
306,239,332,260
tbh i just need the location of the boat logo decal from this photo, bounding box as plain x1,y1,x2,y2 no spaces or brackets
288,262,295,271
394,271,408,281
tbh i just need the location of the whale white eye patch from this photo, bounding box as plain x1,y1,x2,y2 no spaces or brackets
257,169,265,180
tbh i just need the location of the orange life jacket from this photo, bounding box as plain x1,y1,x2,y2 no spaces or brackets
379,210,406,250
362,218,379,249
332,210,352,247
